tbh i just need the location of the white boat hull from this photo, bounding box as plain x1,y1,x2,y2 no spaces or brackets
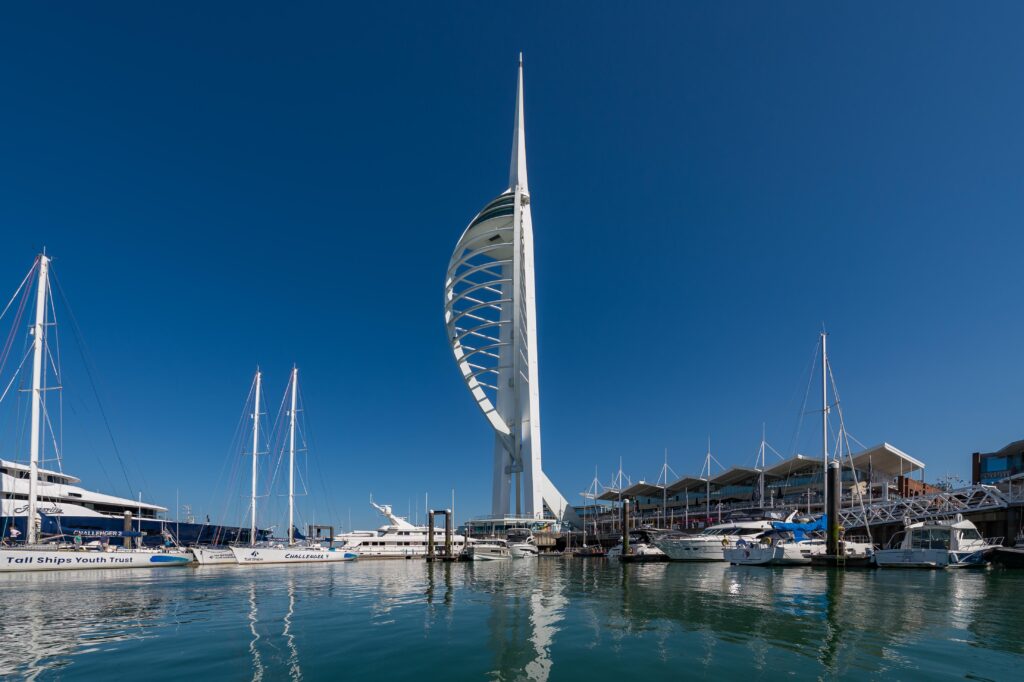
468,546,511,561
230,546,357,565
607,543,666,559
726,540,874,566
0,548,193,572
725,541,818,566
875,548,990,569
509,543,538,558
190,547,238,565
724,544,780,566
656,538,727,561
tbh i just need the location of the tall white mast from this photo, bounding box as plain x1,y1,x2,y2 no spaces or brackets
250,368,262,545
704,436,711,520
821,331,829,512
288,366,297,545
758,424,766,507
27,254,50,545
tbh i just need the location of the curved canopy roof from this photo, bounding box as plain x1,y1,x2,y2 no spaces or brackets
620,481,665,499
666,476,707,493
849,443,924,477
763,454,822,479
711,466,761,487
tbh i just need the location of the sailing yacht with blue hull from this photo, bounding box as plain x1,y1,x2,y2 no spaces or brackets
0,253,192,571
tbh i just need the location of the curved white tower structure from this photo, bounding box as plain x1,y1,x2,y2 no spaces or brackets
445,57,579,526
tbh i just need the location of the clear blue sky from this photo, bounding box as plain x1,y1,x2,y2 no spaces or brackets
1,3,1021,531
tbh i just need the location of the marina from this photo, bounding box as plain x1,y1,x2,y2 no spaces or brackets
2,3,1024,679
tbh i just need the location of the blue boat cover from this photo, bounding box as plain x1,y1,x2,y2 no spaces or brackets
771,516,826,541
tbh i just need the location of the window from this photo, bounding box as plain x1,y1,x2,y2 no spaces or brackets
982,456,1008,473
911,528,950,550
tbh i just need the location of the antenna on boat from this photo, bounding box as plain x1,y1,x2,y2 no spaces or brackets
251,367,262,545
27,253,51,545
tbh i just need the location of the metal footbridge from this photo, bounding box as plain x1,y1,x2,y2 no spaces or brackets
839,484,1023,529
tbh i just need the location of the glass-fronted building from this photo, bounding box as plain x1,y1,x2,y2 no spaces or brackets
972,440,1024,484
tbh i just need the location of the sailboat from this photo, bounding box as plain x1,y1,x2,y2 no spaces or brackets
230,367,356,564
573,470,606,557
192,369,267,565
0,253,192,571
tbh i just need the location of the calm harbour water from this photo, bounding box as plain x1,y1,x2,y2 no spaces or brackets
0,559,1020,681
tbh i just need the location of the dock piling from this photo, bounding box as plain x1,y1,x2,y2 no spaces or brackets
827,460,841,557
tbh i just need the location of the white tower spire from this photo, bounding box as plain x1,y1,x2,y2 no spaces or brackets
508,52,528,193
445,57,579,526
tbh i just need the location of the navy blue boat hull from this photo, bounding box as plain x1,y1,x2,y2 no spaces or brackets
2,515,274,547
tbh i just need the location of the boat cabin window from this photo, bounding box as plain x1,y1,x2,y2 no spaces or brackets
910,528,950,550
959,529,982,542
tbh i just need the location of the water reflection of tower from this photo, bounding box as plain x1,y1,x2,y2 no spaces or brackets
481,559,567,681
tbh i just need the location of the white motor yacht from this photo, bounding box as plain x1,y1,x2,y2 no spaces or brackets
654,511,797,561
466,538,512,561
333,501,467,558
724,533,828,566
608,529,668,562
875,515,1000,568
506,528,539,558
724,519,874,566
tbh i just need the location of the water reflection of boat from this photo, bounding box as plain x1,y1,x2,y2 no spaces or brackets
0,568,176,676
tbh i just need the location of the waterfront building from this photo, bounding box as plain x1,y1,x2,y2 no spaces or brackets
972,440,1024,484
445,56,578,529
584,442,927,536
